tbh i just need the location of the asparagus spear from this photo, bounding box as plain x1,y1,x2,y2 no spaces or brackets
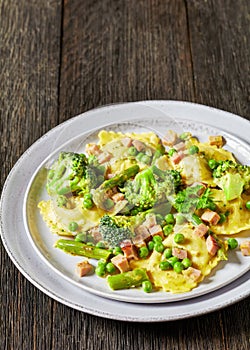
55,239,111,260
107,268,149,290
100,165,140,190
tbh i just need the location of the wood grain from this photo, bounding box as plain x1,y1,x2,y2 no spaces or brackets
1,0,249,349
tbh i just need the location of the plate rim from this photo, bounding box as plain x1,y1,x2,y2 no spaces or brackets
1,100,250,322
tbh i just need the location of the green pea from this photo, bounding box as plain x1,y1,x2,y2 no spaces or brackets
163,248,172,259
96,241,106,249
95,265,106,277
147,241,155,251
154,242,165,253
128,146,138,156
165,213,175,224
142,280,153,293
174,233,185,244
83,198,93,209
227,238,238,249
176,214,186,225
68,221,79,232
168,148,177,157
179,132,192,140
246,201,250,210
218,213,227,224
141,154,151,164
105,262,116,274
113,247,123,255
139,246,149,259
163,224,174,236
168,256,179,266
97,259,107,268
84,193,92,200
136,152,144,161
188,145,199,155
208,159,218,170
182,258,192,268
152,235,163,243
159,261,172,270
173,261,185,273
75,233,87,242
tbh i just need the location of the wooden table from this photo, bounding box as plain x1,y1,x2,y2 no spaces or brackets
1,1,249,349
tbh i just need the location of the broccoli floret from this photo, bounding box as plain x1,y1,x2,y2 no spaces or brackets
210,159,250,200
122,167,157,212
46,152,106,199
122,166,182,213
99,215,133,248
173,185,216,214
46,152,88,196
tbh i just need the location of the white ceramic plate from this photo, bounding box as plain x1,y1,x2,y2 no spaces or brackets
1,101,250,321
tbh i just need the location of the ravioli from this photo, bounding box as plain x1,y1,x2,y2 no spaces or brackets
38,198,105,236
130,226,226,293
210,190,250,234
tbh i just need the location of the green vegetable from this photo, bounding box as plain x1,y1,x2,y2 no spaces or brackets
208,159,218,170
128,146,138,156
152,235,163,243
142,280,153,293
75,233,87,242
99,215,133,248
167,256,179,266
105,262,116,274
163,248,172,259
55,239,111,260
163,224,174,236
68,221,79,232
174,233,185,244
212,160,250,200
139,246,149,258
168,148,177,157
175,214,186,225
182,258,192,268
96,241,106,249
179,132,191,140
174,185,216,213
227,238,238,249
245,201,250,210
218,213,227,224
188,145,199,155
107,268,149,290
173,261,185,273
95,265,106,276
147,241,155,251
165,213,175,224
154,242,165,253
159,261,172,270
191,213,203,226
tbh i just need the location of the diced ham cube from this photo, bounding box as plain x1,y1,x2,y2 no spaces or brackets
174,142,186,152
120,240,138,260
97,151,112,164
88,227,102,242
75,261,94,277
112,192,125,202
193,223,209,238
172,151,185,164
132,139,145,152
201,210,220,226
240,241,250,256
206,235,219,256
183,267,201,281
111,254,130,273
143,214,157,228
162,130,178,146
85,143,101,156
121,137,133,147
209,135,225,148
133,225,151,247
172,247,188,259
149,224,164,239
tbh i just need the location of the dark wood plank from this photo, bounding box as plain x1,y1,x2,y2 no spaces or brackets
0,0,62,349
186,0,250,118
59,0,194,120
